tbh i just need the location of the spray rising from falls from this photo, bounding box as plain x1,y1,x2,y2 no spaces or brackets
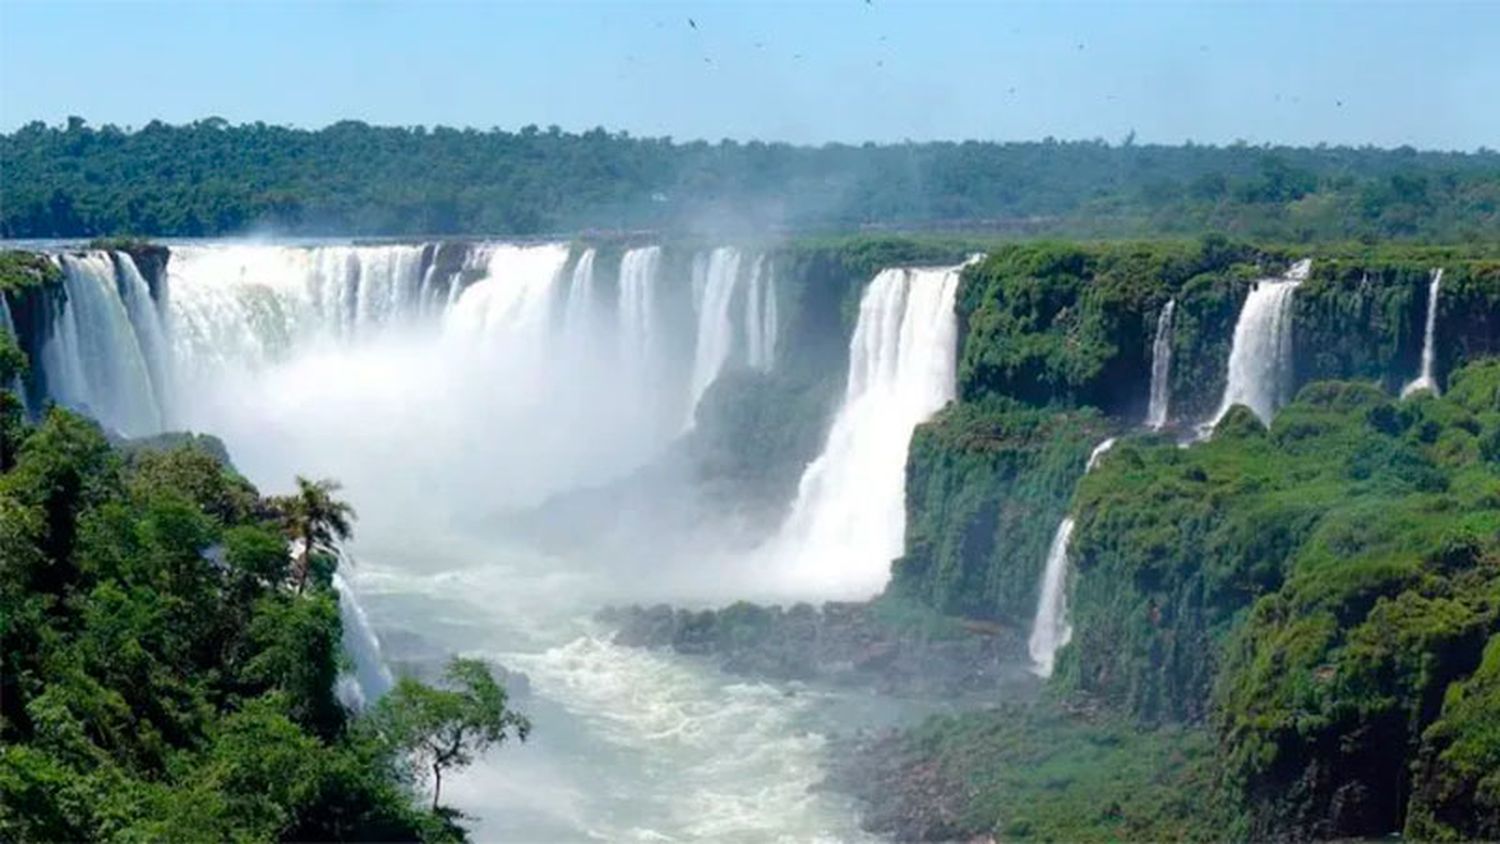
1402,268,1445,398
1207,259,1310,430
770,263,962,598
1146,300,1175,430
1028,436,1116,677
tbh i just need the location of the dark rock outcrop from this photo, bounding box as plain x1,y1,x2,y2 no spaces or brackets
599,600,1035,699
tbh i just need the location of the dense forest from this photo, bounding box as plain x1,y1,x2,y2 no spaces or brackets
0,330,528,841
3,117,1499,242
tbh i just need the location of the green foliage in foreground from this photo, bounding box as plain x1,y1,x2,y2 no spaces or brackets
368,658,531,813
1057,366,1500,838
0,363,524,840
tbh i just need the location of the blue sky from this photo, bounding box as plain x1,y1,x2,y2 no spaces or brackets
2,0,1495,150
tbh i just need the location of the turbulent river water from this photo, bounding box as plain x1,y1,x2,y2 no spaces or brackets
7,240,968,840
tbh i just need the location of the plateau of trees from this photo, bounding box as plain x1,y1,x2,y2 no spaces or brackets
3,117,1498,242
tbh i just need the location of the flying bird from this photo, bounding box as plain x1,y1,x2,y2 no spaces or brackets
688,17,697,29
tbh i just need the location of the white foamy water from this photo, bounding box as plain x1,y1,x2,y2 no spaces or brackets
769,263,963,598
1402,268,1445,398
343,542,882,844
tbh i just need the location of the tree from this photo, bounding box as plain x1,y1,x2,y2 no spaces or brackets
368,657,530,812
271,476,355,594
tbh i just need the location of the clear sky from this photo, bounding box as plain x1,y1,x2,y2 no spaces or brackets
1,0,1495,150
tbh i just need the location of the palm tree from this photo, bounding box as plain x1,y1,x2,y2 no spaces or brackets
273,476,356,594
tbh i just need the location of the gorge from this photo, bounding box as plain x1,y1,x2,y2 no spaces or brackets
4,235,1499,841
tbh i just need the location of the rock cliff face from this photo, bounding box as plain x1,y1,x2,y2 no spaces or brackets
881,241,1500,839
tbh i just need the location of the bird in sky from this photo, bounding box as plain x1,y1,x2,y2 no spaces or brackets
688,18,697,30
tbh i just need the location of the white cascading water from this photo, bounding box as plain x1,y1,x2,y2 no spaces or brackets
40,252,167,436
1146,300,1175,430
1028,436,1116,677
744,255,779,371
770,264,962,597
446,244,570,348
560,248,597,344
1207,259,1310,429
1401,268,1445,398
684,247,743,428
166,243,432,385
618,245,662,385
333,571,395,710
1028,518,1077,678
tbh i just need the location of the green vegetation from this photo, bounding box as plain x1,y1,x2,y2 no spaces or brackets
368,658,530,813
852,705,1229,842
4,117,1499,240
0,250,62,296
894,399,1109,622
870,239,1500,840
0,337,525,840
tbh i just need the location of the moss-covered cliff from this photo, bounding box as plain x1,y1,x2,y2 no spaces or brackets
879,239,1500,840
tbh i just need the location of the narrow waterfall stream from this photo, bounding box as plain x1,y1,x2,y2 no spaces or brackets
1402,268,1445,398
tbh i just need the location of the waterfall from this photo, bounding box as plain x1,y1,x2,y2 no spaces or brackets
1028,517,1077,678
40,252,165,436
445,244,570,345
333,572,394,710
1145,300,1175,430
684,247,743,428
1207,259,1310,429
1085,436,1117,471
561,248,598,343
115,254,173,422
618,246,663,384
744,256,779,372
771,264,962,597
1029,436,1116,677
1401,268,1445,398
165,243,434,384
